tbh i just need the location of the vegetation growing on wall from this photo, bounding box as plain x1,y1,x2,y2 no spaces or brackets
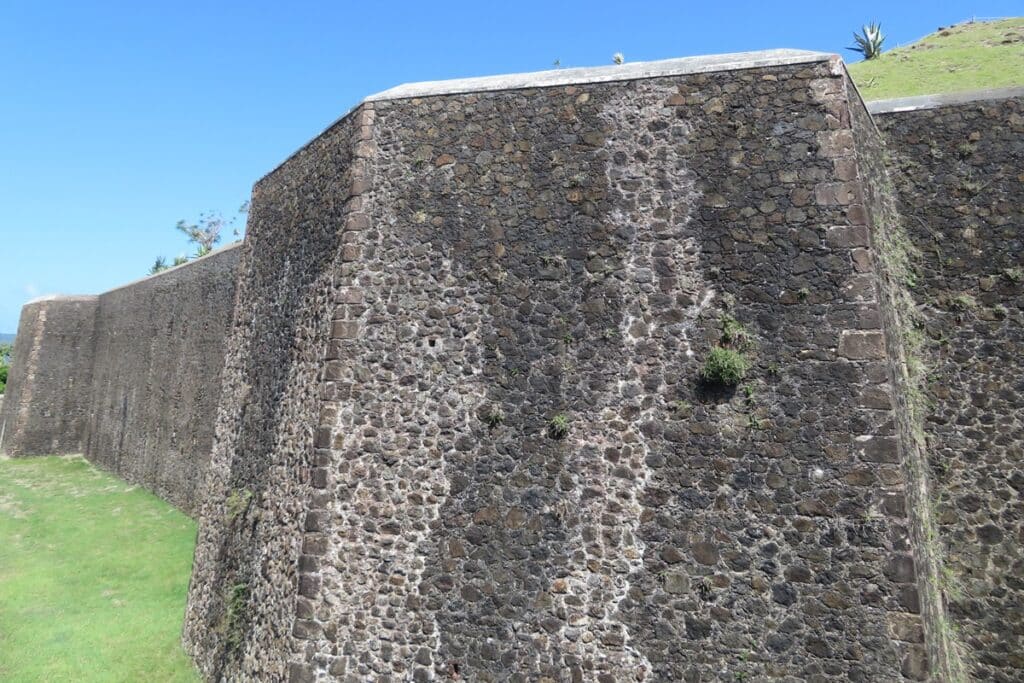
223,581,250,651
224,487,253,522
701,315,753,386
547,413,570,439
868,153,969,682
700,346,750,386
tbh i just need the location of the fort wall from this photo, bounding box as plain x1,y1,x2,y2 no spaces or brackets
874,89,1024,681
84,244,241,512
188,52,928,681
2,52,1021,681
183,110,360,679
0,244,240,514
0,295,98,456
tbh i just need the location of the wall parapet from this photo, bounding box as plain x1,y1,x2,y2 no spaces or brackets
867,85,1024,114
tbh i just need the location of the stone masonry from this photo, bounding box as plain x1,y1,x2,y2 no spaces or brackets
1,295,98,456
3,51,1021,682
184,51,948,681
873,90,1024,682
0,244,240,513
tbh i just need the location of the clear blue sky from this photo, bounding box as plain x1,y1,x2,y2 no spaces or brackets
1,1,1018,332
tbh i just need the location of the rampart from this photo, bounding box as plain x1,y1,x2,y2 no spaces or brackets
2,50,1021,681
0,244,240,513
1,295,98,455
872,89,1024,681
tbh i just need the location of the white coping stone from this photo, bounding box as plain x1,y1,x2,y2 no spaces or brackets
100,240,244,297
25,294,98,305
258,49,834,185
365,49,834,102
867,86,1024,114
26,240,244,303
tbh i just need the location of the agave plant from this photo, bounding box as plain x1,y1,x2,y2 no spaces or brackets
848,22,885,60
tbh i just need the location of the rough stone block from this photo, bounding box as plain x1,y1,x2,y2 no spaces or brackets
817,129,855,157
330,321,360,339
857,436,900,463
826,225,870,248
345,213,371,232
839,331,886,359
336,287,364,305
842,274,876,302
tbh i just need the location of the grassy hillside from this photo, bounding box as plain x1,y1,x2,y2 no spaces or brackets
0,456,199,682
848,18,1024,100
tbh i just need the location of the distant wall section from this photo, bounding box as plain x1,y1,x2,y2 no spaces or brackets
84,245,241,512
875,89,1024,680
0,296,98,456
0,244,241,515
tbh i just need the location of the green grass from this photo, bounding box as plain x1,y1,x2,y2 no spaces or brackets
0,455,199,682
848,18,1024,100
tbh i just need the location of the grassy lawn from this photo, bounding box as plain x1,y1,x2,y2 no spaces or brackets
848,18,1024,100
0,455,199,682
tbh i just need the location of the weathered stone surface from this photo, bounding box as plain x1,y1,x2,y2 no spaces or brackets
839,331,887,359
182,108,358,681
3,53,1021,683
876,90,1024,683
179,57,924,682
86,247,240,512
0,247,240,513
0,296,98,456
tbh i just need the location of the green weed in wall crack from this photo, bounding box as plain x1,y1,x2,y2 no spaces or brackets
482,405,505,429
224,488,253,522
701,347,750,386
223,582,249,651
548,414,570,439
718,314,751,349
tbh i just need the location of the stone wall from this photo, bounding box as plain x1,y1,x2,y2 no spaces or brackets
0,296,97,456
874,89,1024,682
5,51,1022,682
183,112,359,680
0,245,240,514
83,245,241,512
185,52,936,681
847,81,963,682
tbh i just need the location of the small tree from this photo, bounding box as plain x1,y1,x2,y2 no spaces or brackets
176,211,225,257
848,22,885,60
149,202,249,274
